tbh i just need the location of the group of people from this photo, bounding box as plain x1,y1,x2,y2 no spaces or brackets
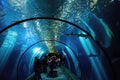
33,53,65,80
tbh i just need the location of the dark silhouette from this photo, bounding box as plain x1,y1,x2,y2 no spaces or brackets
49,57,56,71
41,57,48,73
47,56,58,78
34,57,42,80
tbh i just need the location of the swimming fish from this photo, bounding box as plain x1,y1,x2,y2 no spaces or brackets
65,32,89,39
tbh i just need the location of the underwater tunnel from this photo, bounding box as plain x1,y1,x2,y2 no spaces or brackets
0,0,120,80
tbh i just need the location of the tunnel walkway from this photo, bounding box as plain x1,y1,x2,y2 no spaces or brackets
25,66,79,80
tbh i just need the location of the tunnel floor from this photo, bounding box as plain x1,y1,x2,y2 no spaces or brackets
25,66,79,80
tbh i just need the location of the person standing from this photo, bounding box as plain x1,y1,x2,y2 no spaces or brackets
34,57,42,80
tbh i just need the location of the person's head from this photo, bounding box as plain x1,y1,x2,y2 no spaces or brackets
35,56,38,60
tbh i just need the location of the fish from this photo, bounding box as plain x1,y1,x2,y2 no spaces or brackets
65,32,89,39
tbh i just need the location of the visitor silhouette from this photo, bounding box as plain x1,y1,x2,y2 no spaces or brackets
34,57,42,80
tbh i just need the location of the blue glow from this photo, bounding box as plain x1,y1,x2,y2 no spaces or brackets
33,47,40,53
65,46,81,77
0,30,17,73
79,37,90,55
62,50,71,69
23,22,28,28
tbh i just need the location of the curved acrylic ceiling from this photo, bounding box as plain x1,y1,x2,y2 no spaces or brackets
0,0,113,47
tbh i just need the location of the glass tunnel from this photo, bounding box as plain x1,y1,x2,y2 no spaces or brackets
0,0,119,80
